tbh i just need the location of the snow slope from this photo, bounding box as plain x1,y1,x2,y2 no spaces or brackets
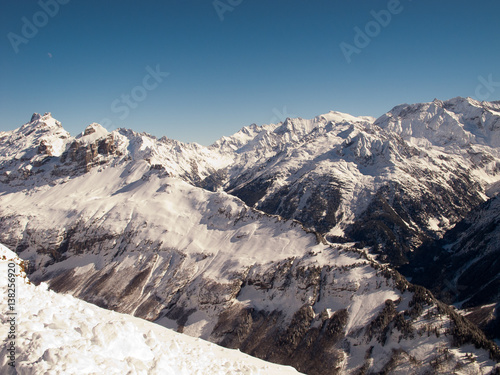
0,244,301,374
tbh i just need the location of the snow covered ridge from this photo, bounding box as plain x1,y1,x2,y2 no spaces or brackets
0,111,228,189
0,244,301,374
376,97,500,148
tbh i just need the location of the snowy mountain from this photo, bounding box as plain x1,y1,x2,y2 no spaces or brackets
0,112,227,191
1,99,500,374
0,244,301,374
203,97,500,266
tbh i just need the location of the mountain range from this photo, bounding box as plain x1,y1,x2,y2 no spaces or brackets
1,97,499,374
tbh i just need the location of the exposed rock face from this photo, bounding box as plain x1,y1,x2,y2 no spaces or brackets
30,112,42,122
463,304,500,345
232,174,345,235
346,172,484,265
37,139,54,156
84,125,97,136
4,100,499,266
61,134,118,172
401,194,500,341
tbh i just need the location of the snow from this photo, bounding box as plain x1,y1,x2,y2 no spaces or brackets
427,217,441,231
315,110,373,124
345,290,400,335
202,98,499,241
0,113,71,162
376,97,500,149
0,165,325,280
0,244,301,374
76,123,110,145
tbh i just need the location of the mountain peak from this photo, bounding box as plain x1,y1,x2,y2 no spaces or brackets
441,96,483,109
75,123,111,147
315,110,374,124
375,97,500,148
30,113,42,122
82,123,109,137
30,112,55,123
23,112,63,133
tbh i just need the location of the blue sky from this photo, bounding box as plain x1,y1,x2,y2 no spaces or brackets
1,0,500,145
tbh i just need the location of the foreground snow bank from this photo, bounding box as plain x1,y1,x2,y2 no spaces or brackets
0,244,300,374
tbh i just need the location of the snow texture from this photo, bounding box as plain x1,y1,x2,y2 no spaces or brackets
0,244,301,375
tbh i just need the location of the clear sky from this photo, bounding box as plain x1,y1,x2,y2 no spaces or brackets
1,0,500,145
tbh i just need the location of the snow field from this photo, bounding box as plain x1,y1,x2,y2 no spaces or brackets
0,244,301,374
